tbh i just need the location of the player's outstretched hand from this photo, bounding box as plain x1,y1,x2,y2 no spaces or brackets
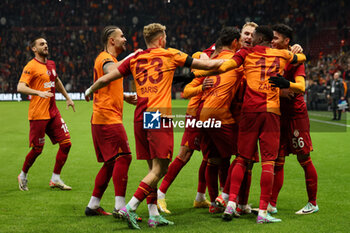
202,77,214,90
269,74,290,89
66,99,75,112
124,94,137,105
38,91,54,98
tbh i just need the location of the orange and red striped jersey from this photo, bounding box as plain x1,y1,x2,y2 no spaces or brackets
92,51,124,124
233,45,296,115
199,50,244,124
118,47,192,121
19,58,59,120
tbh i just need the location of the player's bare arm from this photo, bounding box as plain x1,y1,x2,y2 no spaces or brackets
102,62,118,74
191,58,225,71
55,77,75,112
102,49,143,75
17,82,53,98
193,59,239,77
85,68,123,101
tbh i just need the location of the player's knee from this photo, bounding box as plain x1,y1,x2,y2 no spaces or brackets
178,147,193,162
32,146,43,155
59,141,71,154
117,154,132,165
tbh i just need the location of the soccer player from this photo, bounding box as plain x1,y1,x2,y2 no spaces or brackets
187,25,306,223
196,27,243,213
84,26,139,217
215,23,304,214
215,22,258,215
85,23,224,229
17,37,75,191
268,23,318,215
157,51,213,214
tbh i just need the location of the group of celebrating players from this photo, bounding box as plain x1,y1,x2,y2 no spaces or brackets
17,20,318,229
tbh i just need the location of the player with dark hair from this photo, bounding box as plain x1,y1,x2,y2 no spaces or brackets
195,27,243,213
215,22,258,215
17,37,75,191
185,25,306,223
85,23,224,229
156,27,243,215
157,51,213,214
268,23,318,215
84,26,139,217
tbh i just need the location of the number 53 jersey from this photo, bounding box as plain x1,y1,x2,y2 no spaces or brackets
233,45,296,115
118,48,192,121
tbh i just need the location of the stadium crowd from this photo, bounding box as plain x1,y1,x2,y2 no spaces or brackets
1,0,349,105
305,51,349,111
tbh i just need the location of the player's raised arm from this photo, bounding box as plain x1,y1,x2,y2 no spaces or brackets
190,57,225,70
192,59,239,77
85,68,123,101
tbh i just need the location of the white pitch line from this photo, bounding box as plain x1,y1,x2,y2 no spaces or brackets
309,118,350,128
308,112,333,118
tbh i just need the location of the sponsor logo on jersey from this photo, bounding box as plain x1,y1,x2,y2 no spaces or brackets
44,81,55,88
294,129,299,137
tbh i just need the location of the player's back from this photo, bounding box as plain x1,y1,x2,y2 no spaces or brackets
119,47,190,121
200,50,243,123
92,51,124,124
238,45,294,115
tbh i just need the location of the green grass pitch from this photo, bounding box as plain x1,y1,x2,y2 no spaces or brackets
0,100,349,232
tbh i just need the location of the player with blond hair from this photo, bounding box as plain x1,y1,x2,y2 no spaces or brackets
85,23,225,229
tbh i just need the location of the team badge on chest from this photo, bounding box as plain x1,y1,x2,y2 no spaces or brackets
293,129,299,137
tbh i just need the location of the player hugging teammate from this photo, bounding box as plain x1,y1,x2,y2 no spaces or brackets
16,20,317,229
